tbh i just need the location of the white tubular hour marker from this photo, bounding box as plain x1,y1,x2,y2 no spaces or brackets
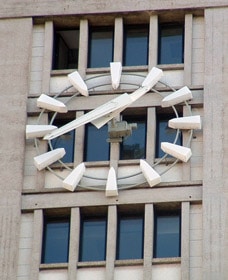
168,115,202,130
106,167,118,197
140,160,161,187
161,86,193,108
34,148,66,171
161,142,192,162
26,125,57,139
37,94,68,113
68,71,89,96
63,163,86,192
110,62,122,90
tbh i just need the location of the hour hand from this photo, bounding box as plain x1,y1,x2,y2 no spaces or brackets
43,93,132,140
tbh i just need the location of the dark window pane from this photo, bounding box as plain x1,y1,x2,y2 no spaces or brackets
84,123,110,162
42,218,70,263
158,25,184,64
123,25,149,66
117,216,144,260
50,119,75,163
88,28,113,68
53,30,79,70
80,218,107,261
156,114,182,158
154,212,181,258
120,116,146,160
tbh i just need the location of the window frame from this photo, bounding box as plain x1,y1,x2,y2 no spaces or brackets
41,216,70,264
88,26,114,68
79,215,107,262
52,28,80,70
158,23,184,65
116,213,144,260
123,24,149,67
153,209,181,259
83,122,110,162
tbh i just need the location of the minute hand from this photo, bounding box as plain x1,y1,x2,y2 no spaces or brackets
43,92,132,140
43,67,163,141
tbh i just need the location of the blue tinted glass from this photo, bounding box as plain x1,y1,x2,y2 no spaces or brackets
154,215,180,258
158,25,184,64
120,118,146,159
84,124,110,161
124,26,149,66
117,216,144,260
156,115,182,158
88,29,113,68
51,130,75,163
42,219,70,263
80,219,107,261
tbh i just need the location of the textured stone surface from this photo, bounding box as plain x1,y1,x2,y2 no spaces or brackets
0,18,32,279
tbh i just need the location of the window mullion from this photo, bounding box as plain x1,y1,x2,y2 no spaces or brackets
68,207,80,279
74,111,85,166
105,205,117,280
181,201,190,280
30,209,43,280
143,204,154,280
114,17,123,63
146,107,156,165
148,15,158,69
184,14,193,86
78,19,89,77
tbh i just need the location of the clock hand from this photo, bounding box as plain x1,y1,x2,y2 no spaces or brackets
43,67,163,141
91,67,163,128
43,92,132,140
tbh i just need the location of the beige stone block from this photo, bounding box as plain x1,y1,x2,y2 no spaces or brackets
190,229,203,241
191,166,203,180
19,237,33,249
17,264,30,277
31,56,43,71
190,212,203,226
190,256,203,268
29,80,42,95
32,29,44,47
17,249,32,265
32,46,44,57
190,240,202,257
30,70,42,81
192,38,204,49
190,204,202,213
189,267,202,280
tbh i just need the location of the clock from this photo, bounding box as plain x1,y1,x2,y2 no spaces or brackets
26,62,201,196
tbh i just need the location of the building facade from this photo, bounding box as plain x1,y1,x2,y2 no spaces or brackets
0,1,228,280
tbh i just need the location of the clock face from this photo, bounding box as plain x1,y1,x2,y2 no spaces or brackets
26,62,201,196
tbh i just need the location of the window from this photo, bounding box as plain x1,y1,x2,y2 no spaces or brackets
79,217,107,262
116,214,144,260
42,217,70,264
153,210,181,258
123,25,149,66
84,123,110,162
158,24,184,64
50,118,75,163
156,113,182,158
53,29,79,70
120,114,147,160
88,27,114,68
